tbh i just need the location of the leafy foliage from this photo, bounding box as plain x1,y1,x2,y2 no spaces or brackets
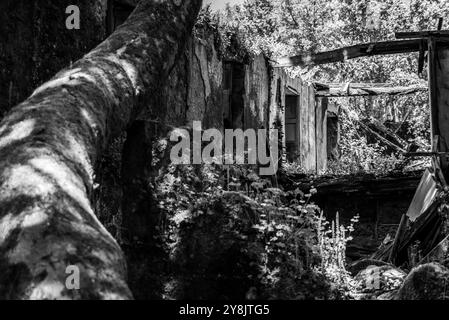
150,159,360,299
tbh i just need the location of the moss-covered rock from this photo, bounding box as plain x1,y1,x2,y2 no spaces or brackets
355,265,406,298
396,263,449,300
172,192,264,300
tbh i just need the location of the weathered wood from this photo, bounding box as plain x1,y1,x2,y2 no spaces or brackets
274,39,449,68
404,152,449,157
308,83,317,172
283,171,423,196
315,83,427,97
418,39,426,74
395,30,449,39
389,200,442,265
315,82,424,89
429,39,440,145
433,44,449,178
295,86,301,159
358,120,407,153
316,97,327,173
274,39,424,67
438,18,444,31
0,0,202,299
299,84,309,169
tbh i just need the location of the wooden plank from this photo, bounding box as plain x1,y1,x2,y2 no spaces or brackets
299,84,309,168
358,120,406,152
404,152,449,157
315,84,427,97
395,30,449,39
316,97,328,173
392,200,441,264
275,39,449,68
438,18,444,31
307,172,422,195
434,46,449,179
296,84,301,159
428,38,439,145
308,83,317,172
274,39,423,67
418,39,426,74
316,82,417,88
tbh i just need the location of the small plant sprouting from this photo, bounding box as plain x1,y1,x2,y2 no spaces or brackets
317,211,360,294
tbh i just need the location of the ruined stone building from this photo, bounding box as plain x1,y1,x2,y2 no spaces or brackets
108,0,331,173
0,0,333,174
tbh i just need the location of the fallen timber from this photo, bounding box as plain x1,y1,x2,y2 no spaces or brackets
281,170,423,196
315,82,428,97
372,167,449,268
281,170,424,261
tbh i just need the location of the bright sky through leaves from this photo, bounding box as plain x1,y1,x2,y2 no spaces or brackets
204,0,245,11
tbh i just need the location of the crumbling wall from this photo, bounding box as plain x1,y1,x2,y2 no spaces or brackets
185,31,224,130
268,68,323,172
138,27,223,132
244,54,270,130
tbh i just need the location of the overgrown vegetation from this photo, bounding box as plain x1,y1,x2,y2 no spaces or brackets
95,1,448,300
147,154,362,299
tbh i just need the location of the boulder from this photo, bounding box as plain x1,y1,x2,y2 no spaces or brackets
355,265,406,298
396,263,449,300
172,192,265,300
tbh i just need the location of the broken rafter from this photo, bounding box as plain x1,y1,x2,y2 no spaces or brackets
395,30,449,39
315,83,427,97
357,120,407,153
404,152,449,157
274,39,449,68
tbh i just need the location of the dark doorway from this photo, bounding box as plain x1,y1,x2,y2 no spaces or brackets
223,62,245,129
327,114,340,160
285,94,299,161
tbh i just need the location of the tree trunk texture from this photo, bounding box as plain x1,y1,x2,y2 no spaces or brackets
121,121,165,299
0,0,202,299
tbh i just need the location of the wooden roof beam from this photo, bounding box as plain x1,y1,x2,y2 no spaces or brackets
274,39,449,68
315,83,428,97
395,30,449,39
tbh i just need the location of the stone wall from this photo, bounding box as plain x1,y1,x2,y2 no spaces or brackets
268,68,325,172
108,1,327,172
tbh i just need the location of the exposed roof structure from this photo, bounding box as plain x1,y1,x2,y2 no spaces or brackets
274,38,449,68
314,82,428,97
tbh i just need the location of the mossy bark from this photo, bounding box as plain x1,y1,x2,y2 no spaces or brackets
0,0,202,299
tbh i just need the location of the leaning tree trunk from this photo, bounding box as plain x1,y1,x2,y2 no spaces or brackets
0,0,202,299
